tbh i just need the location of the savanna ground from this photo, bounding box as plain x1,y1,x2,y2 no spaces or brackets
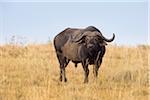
0,43,149,100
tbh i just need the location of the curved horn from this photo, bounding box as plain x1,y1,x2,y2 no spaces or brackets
98,32,115,42
72,31,90,42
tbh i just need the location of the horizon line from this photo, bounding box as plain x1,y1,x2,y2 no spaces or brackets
0,0,148,3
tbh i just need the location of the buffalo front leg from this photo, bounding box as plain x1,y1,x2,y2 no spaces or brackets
93,51,101,78
94,58,102,78
84,66,89,83
82,59,89,83
93,65,97,78
93,65,99,78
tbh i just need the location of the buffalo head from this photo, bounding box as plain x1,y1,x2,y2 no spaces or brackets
72,31,115,47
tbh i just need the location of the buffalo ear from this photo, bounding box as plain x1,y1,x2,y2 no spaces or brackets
99,42,107,46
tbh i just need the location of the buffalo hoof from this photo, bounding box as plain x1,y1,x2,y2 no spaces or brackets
64,78,67,82
84,79,88,83
59,77,62,82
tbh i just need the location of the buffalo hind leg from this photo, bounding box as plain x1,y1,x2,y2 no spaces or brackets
62,58,69,82
59,68,63,81
59,58,69,82
82,59,89,83
56,53,69,82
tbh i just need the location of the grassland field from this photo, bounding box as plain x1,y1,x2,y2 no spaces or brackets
0,43,149,100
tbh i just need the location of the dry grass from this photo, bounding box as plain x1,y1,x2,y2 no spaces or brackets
0,44,149,100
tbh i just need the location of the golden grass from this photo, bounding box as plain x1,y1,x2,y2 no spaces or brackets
0,44,149,100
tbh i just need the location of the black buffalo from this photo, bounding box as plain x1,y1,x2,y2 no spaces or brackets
54,26,115,83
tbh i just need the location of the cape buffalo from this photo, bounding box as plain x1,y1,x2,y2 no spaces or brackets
54,26,115,83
